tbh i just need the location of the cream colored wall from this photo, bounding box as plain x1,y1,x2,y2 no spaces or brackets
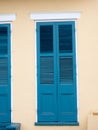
0,0,98,130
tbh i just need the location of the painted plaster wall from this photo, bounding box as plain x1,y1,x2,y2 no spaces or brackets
0,0,98,130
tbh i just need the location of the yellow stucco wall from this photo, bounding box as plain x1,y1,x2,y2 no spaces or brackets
0,0,98,130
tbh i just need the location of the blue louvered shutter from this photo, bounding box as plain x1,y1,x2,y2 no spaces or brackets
0,24,11,123
58,23,77,122
37,24,57,122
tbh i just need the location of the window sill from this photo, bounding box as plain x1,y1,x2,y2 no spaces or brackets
35,122,79,126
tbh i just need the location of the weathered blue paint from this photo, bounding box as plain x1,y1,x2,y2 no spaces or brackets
0,123,21,130
6,123,21,130
36,22,77,124
0,24,11,123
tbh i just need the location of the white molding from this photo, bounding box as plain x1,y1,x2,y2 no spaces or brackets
30,12,80,21
0,14,16,22
10,23,13,122
33,14,80,122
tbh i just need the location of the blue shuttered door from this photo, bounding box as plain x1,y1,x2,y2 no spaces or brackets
0,24,11,123
37,24,57,122
58,23,77,122
37,22,77,123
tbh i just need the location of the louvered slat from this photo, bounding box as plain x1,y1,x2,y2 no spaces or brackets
40,56,54,84
60,57,73,84
0,57,8,86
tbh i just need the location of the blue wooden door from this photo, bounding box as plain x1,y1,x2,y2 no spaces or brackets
37,22,77,123
37,23,58,122
0,24,11,123
57,23,77,122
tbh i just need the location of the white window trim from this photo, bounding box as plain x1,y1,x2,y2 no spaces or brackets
0,14,16,22
0,14,16,122
30,12,80,21
31,12,80,123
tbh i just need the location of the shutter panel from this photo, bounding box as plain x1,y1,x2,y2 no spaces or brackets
0,57,8,86
59,25,72,53
60,57,73,84
37,24,57,122
40,56,54,84
0,24,11,123
58,57,77,122
58,23,77,122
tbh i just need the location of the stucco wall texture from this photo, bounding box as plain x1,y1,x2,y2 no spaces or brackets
0,0,98,130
